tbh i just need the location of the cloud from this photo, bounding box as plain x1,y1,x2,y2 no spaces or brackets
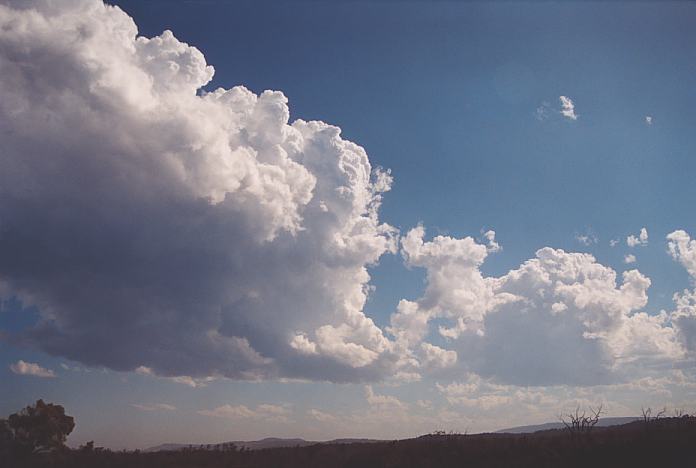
482,230,501,253
0,0,397,383
198,403,291,422
627,228,648,247
645,116,653,125
131,403,176,411
9,360,56,378
535,102,551,121
365,385,407,410
624,254,637,264
559,96,578,120
667,230,696,280
388,227,684,386
610,238,620,247
134,366,214,387
307,408,337,422
575,232,598,246
667,230,696,355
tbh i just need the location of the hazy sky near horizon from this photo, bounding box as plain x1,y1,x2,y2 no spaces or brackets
2,0,696,449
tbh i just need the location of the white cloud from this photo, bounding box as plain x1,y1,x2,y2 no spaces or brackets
559,96,578,120
307,409,337,423
667,230,696,355
198,403,291,422
645,116,653,125
389,227,684,386
483,230,501,253
131,403,176,411
575,232,597,246
365,385,406,410
627,227,649,247
9,360,56,378
134,366,214,387
610,238,620,247
624,254,636,264
667,230,696,279
420,342,457,369
0,0,398,383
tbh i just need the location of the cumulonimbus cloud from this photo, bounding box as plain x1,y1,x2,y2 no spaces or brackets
0,0,397,383
0,0,693,389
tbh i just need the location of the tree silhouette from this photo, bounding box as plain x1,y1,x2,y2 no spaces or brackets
7,399,75,452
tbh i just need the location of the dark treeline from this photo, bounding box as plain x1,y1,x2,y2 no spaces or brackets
3,400,696,468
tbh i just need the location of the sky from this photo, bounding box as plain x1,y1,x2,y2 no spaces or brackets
2,0,696,449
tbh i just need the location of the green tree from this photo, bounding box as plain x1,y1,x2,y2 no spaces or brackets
7,399,75,452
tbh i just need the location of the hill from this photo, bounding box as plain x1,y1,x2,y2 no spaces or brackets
145,437,381,452
6,416,696,467
496,416,640,433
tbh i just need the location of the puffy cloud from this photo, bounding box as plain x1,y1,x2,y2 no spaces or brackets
389,227,683,386
559,96,577,120
365,385,406,410
482,230,501,253
627,228,649,247
0,0,397,382
661,230,696,365
645,116,653,125
667,230,696,280
9,360,56,378
671,289,696,354
131,403,176,411
624,254,636,264
420,342,457,369
610,238,620,247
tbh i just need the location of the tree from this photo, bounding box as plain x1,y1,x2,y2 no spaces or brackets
7,399,75,452
559,405,604,435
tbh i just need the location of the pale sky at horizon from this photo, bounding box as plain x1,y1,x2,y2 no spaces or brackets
2,0,696,449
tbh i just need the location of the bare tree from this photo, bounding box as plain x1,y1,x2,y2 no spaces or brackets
641,406,667,423
559,404,604,435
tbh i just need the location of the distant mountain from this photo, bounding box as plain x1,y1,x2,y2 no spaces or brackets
145,437,382,452
496,416,640,434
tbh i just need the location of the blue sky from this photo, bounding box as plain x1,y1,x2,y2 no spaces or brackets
2,0,696,449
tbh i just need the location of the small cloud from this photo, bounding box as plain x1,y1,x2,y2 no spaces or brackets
198,403,291,422
416,399,433,410
645,116,653,125
627,227,648,247
559,95,578,120
610,238,620,247
365,386,406,410
482,230,501,253
624,254,637,264
60,362,91,373
10,360,56,378
131,403,176,411
575,232,598,246
134,366,213,387
535,102,551,121
307,409,337,422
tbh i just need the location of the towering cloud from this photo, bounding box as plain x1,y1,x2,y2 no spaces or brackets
389,228,684,385
0,0,693,390
0,0,397,382
627,228,649,247
668,230,696,355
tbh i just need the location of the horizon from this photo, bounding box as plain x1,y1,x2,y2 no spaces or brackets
2,0,696,450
